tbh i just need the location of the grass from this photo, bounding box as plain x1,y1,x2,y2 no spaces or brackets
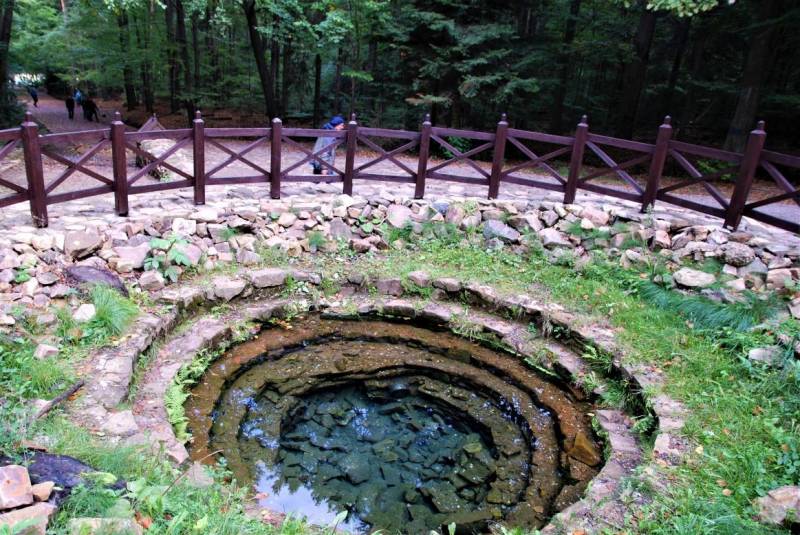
1,223,798,534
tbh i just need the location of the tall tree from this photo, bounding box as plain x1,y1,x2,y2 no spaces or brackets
548,0,582,134
242,0,276,118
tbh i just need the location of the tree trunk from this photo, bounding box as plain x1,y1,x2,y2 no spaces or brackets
313,53,321,126
723,0,779,152
281,39,291,117
614,5,657,139
175,0,193,124
662,17,690,119
134,4,154,113
192,11,200,93
334,47,343,113
117,11,138,110
165,0,179,113
548,0,582,134
0,0,14,100
242,0,276,118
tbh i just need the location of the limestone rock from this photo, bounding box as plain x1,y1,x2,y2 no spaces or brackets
171,218,197,236
445,204,465,226
483,220,520,243
723,242,756,267
539,228,572,249
375,278,403,296
433,278,462,293
30,482,53,503
114,243,150,267
100,410,138,437
138,271,165,291
580,206,610,226
387,204,413,228
508,214,542,232
568,431,602,467
0,465,33,509
407,271,431,288
64,232,102,259
235,249,260,266
172,243,202,266
33,344,58,360
248,268,287,288
329,218,352,241
0,502,56,535
748,346,782,366
213,279,247,301
767,268,799,290
65,266,128,296
756,485,799,527
73,304,96,323
277,212,297,227
673,268,716,288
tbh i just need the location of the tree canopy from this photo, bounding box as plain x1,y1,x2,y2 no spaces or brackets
3,0,799,150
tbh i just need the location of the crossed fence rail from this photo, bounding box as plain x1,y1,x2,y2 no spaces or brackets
0,110,797,234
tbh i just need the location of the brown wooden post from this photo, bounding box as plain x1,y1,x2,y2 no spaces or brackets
110,111,129,216
20,112,47,227
414,114,432,199
724,120,766,230
193,110,205,205
270,117,282,199
343,113,357,195
488,113,509,199
564,114,588,205
641,116,672,211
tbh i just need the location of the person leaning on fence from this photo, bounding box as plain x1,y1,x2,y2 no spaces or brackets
311,115,345,175
65,95,75,120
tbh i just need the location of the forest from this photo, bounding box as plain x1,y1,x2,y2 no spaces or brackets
2,0,799,152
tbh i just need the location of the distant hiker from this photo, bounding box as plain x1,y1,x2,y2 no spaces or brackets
27,87,38,107
65,96,75,119
73,88,83,106
311,115,345,175
83,98,99,122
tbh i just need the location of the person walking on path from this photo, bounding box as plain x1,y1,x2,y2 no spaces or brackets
82,97,99,122
311,115,345,175
65,95,75,119
73,88,83,107
27,86,38,107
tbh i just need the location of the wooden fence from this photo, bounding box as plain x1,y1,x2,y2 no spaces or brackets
1,110,798,234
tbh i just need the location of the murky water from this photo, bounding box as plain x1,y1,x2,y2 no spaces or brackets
186,317,602,533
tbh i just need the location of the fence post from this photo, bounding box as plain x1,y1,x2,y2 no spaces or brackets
193,110,205,205
415,114,432,199
343,113,357,195
488,113,509,199
110,111,128,216
641,116,672,211
20,112,47,228
270,117,282,199
564,115,588,205
724,120,766,230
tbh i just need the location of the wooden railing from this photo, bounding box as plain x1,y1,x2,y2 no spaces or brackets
1,111,798,234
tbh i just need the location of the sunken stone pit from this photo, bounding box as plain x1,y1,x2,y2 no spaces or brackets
185,316,604,534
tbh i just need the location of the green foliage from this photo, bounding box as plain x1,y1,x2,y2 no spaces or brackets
85,285,139,339
145,234,192,283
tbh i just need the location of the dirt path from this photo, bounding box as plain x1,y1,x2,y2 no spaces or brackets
23,90,117,133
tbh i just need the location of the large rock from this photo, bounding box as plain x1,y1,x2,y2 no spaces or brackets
329,218,352,241
0,465,33,509
65,266,128,296
171,217,197,236
67,518,143,535
172,243,202,266
0,502,56,535
100,410,138,437
539,227,572,249
213,279,247,301
723,242,756,267
386,204,413,228
579,206,610,226
112,243,150,272
138,271,165,291
767,268,799,290
445,205,466,226
248,268,287,288
483,220,520,243
756,485,799,527
33,344,58,360
673,268,716,288
64,232,102,259
73,304,96,323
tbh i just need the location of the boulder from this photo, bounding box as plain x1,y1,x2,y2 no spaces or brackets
539,228,572,249
65,266,128,296
723,242,756,267
210,279,246,301
433,278,462,293
248,268,287,288
277,212,297,227
329,218,352,241
100,410,138,437
172,243,202,266
375,278,403,296
171,218,197,236
64,232,102,259
138,271,165,291
33,344,58,360
748,346,782,366
407,271,431,288
673,268,716,289
568,431,602,467
73,304,96,323
0,465,33,509
580,206,610,226
112,243,150,271
0,502,56,535
235,249,261,266
767,268,799,290
387,204,413,228
508,214,542,232
483,220,520,243
756,485,799,527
